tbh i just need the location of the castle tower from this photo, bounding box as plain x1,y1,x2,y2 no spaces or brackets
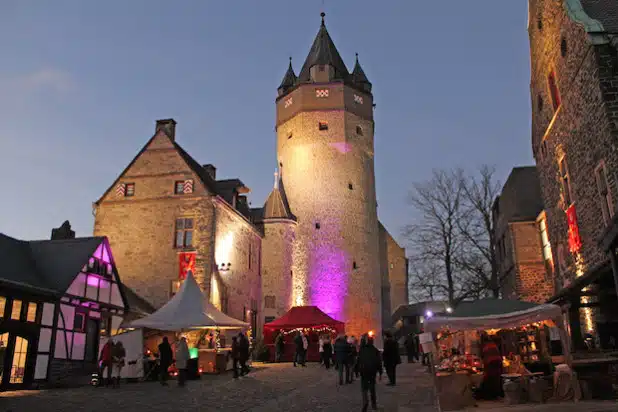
275,13,382,342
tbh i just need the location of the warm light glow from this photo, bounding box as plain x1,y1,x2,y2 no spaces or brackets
368,330,374,337
211,276,221,310
446,307,453,313
215,232,234,268
295,295,303,306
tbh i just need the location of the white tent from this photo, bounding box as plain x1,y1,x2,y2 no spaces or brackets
129,272,249,331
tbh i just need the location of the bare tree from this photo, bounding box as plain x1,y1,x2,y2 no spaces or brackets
404,169,477,306
458,165,503,298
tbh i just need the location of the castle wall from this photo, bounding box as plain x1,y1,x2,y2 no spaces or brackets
383,225,408,312
276,84,382,343
260,221,295,321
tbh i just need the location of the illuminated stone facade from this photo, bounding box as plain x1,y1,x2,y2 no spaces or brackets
93,121,262,333
528,0,618,346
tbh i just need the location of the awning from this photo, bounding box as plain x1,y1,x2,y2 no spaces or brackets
264,306,344,330
424,299,563,333
130,272,249,331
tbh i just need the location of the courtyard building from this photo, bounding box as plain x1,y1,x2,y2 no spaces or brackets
528,0,618,350
493,166,555,303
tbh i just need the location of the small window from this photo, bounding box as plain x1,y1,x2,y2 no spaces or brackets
11,300,22,320
390,263,394,269
548,71,561,111
353,261,358,270
26,303,37,323
175,218,194,248
248,243,252,270
559,157,572,207
595,161,614,225
73,312,86,332
561,37,568,57
290,270,293,277
0,297,5,318
264,295,276,309
537,17,543,31
318,122,328,131
315,222,321,230
537,94,543,112
288,132,293,139
174,181,185,194
356,125,363,136
348,183,353,190
124,183,135,197
279,162,283,168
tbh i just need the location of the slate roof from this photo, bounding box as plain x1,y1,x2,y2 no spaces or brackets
262,178,295,221
581,0,618,33
278,58,297,91
122,285,156,316
352,54,371,91
0,233,104,296
297,15,350,83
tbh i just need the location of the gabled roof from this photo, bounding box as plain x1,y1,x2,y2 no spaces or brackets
297,13,350,83
263,177,295,221
0,233,105,297
278,57,297,91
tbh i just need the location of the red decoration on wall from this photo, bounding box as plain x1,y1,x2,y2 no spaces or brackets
178,252,196,280
566,204,582,253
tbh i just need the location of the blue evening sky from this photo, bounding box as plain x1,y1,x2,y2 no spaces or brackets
0,1,531,245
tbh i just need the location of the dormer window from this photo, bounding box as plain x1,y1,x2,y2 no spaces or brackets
356,126,363,136
319,122,328,131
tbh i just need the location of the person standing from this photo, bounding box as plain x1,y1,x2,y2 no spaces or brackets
382,331,401,386
275,331,285,362
175,336,189,387
348,335,358,383
334,334,351,385
238,332,250,375
231,336,240,378
358,334,383,412
99,338,113,387
293,331,303,367
405,333,418,363
158,336,173,386
322,336,333,369
318,335,325,365
111,341,126,388
301,331,308,366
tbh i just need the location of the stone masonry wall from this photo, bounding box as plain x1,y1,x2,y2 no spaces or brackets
94,131,216,308
276,82,383,344
260,221,295,321
383,224,408,312
510,222,554,303
529,0,617,289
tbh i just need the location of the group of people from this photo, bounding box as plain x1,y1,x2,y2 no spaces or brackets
98,338,126,388
155,336,189,387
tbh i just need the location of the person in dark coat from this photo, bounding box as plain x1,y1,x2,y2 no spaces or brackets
231,336,240,378
322,336,333,369
405,333,418,363
275,331,285,362
382,331,401,386
238,332,250,375
158,336,173,386
358,334,383,412
334,335,352,385
293,331,304,367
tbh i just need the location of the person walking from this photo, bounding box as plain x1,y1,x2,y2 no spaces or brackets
358,334,383,412
382,331,401,386
334,334,351,385
111,341,126,388
275,331,285,362
348,335,358,383
158,336,173,386
99,338,113,387
322,336,333,369
175,336,189,387
238,332,250,375
405,333,418,363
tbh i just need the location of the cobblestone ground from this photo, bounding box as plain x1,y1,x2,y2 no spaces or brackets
0,362,436,412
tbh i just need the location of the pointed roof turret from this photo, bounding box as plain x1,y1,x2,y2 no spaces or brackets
352,53,372,91
278,57,297,93
263,169,296,221
297,12,349,82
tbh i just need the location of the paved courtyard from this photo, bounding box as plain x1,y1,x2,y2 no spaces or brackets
1,362,616,412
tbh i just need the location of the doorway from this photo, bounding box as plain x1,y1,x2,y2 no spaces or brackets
0,332,33,388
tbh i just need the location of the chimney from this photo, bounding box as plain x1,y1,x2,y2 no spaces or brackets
155,118,177,140
51,220,75,240
203,164,217,180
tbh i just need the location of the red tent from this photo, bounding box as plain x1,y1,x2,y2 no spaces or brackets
263,306,345,362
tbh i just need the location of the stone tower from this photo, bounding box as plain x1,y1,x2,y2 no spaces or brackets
274,13,382,342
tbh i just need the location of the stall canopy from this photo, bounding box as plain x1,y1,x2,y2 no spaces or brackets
424,299,563,333
129,272,249,331
264,306,345,332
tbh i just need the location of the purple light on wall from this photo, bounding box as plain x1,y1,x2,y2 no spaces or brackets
86,276,100,287
93,242,111,264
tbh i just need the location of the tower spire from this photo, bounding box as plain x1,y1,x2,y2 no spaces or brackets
321,11,325,26
352,52,372,92
278,56,297,94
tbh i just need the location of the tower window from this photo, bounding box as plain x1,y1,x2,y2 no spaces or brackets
561,37,568,57
537,94,543,112
318,122,328,131
125,183,135,197
356,126,363,136
315,222,321,230
174,218,194,248
290,270,293,277
353,261,358,270
279,161,283,168
559,157,573,208
348,183,353,190
288,132,293,139
548,71,561,111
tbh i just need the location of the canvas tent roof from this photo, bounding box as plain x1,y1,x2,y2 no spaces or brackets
129,272,248,331
424,299,563,333
264,306,344,330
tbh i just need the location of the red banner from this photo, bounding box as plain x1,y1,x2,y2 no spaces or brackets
178,252,196,280
566,204,582,253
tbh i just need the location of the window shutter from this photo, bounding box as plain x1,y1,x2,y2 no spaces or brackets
183,180,194,194
115,183,126,197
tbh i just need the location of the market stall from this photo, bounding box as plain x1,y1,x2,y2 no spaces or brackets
263,306,345,362
423,299,576,410
129,272,249,375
